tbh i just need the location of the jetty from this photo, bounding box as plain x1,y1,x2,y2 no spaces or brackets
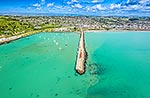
75,29,86,75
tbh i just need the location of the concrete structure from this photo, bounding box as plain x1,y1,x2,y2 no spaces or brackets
75,29,86,75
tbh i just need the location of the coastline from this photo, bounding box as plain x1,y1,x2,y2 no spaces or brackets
0,30,40,45
85,30,150,33
1,29,150,45
0,28,79,45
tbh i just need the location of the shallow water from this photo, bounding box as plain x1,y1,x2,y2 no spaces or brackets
85,31,150,98
0,31,150,98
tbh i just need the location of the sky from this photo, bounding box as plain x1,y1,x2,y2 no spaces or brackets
0,0,150,16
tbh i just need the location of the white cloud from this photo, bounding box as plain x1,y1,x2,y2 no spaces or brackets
67,0,78,5
121,4,144,10
33,3,41,7
86,4,106,12
92,10,96,12
55,6,63,9
110,4,121,9
71,5,75,7
91,0,98,3
54,6,71,10
126,0,139,4
67,1,71,4
91,0,104,3
68,9,72,12
109,2,149,11
127,0,130,3
139,0,150,4
32,0,46,11
130,5,141,9
128,5,143,10
36,7,41,10
47,3,54,7
72,0,78,2
48,6,74,13
73,4,82,8
92,4,106,10
41,0,45,4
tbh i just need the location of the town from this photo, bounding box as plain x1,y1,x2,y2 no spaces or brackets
0,15,150,37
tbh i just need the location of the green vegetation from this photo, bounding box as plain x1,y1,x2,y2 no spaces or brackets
0,16,65,37
0,16,33,37
0,16,150,38
38,24,61,30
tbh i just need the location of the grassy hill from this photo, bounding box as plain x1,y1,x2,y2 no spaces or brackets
0,16,33,37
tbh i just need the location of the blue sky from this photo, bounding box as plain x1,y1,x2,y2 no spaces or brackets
0,0,150,16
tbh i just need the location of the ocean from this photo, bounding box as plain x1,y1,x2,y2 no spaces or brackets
0,31,150,98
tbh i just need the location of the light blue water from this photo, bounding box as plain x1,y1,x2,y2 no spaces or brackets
85,31,150,98
0,32,150,98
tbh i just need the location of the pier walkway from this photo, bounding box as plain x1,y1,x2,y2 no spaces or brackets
75,29,86,75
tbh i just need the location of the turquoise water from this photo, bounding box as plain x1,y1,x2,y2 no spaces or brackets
0,32,150,98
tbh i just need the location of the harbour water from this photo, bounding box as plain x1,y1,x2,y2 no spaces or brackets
0,31,150,98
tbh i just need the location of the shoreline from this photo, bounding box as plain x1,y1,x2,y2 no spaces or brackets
1,30,150,45
85,30,150,33
0,31,39,45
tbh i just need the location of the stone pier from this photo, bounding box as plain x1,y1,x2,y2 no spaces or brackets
75,29,86,75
